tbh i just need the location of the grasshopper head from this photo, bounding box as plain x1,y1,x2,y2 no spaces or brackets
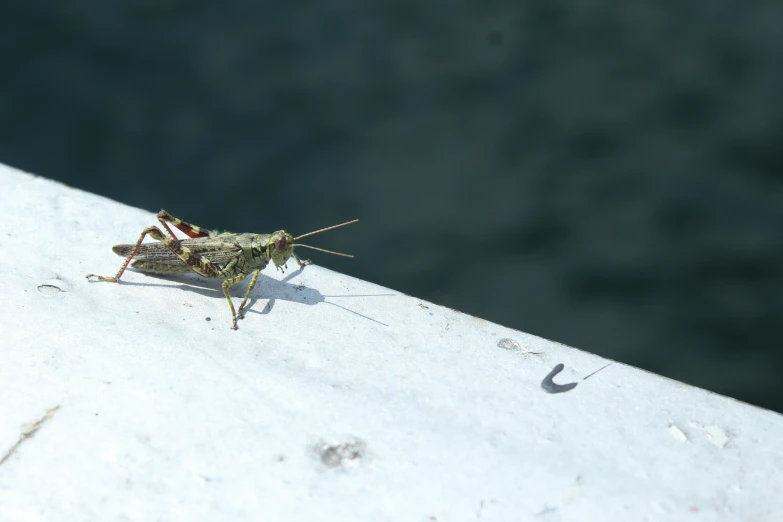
258,219,359,270
267,230,295,268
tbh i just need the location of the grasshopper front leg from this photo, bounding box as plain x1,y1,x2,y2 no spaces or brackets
293,253,312,268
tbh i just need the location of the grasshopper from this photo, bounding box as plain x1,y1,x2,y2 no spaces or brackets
86,210,358,330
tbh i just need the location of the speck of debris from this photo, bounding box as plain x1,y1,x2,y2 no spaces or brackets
416,303,430,310
37,284,62,296
541,363,578,393
497,337,543,357
37,277,70,296
205,317,211,322
316,439,367,468
0,406,60,468
497,338,521,351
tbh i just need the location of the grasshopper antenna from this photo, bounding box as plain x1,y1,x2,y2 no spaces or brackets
294,219,359,241
293,219,358,258
294,244,354,258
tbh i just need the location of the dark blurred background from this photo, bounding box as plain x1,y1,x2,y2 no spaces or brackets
1,2,781,411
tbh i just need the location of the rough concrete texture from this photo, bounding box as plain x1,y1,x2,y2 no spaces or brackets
0,162,781,521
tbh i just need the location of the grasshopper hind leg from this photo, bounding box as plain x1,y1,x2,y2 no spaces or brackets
130,260,193,275
87,225,223,282
156,210,213,240
86,226,169,282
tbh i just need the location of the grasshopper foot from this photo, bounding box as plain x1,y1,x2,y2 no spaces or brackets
294,255,312,269
86,274,118,282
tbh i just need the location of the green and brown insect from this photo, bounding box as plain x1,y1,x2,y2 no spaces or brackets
86,210,358,330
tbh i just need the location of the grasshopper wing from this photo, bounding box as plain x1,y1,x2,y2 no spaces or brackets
113,238,243,275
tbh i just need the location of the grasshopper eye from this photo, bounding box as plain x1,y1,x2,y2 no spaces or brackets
275,237,287,252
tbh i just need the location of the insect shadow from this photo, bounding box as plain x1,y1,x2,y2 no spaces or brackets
242,270,391,326
118,266,389,326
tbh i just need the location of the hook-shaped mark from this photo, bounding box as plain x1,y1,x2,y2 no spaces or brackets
541,363,578,394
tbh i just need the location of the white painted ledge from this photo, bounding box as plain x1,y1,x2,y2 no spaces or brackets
0,161,781,521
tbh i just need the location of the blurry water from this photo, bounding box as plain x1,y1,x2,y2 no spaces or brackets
1,2,781,411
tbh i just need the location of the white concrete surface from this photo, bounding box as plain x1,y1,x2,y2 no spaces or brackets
0,161,781,521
